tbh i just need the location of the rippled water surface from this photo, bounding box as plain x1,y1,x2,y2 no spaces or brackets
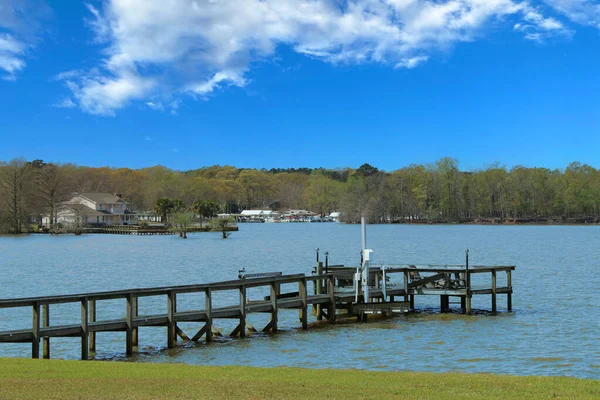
0,224,598,379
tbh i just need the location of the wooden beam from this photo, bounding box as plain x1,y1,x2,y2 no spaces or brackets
81,298,89,360
205,288,213,342
191,324,207,341
42,304,50,359
89,300,96,352
175,326,189,341
32,302,40,359
408,272,446,289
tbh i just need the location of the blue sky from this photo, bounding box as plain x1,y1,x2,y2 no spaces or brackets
1,0,600,172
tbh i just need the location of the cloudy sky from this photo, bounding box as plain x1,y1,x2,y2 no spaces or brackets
1,0,599,170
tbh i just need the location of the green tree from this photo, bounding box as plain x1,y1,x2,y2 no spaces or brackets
154,198,174,224
209,216,235,239
193,199,221,227
171,211,195,239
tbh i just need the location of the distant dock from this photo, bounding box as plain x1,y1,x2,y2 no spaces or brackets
33,225,239,235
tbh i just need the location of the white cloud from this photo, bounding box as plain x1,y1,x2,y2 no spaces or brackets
52,97,76,108
515,6,573,40
0,31,26,80
61,0,575,115
146,101,164,111
0,0,50,80
395,55,429,68
544,0,600,28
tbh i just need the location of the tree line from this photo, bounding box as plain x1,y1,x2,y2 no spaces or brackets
1,157,600,233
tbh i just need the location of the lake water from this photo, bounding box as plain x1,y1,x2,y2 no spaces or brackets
0,224,598,379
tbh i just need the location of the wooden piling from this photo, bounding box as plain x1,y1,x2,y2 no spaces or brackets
403,270,409,302
205,288,213,342
440,295,449,312
465,270,472,315
32,302,40,359
299,278,308,330
126,294,134,355
89,300,96,352
239,285,246,338
507,270,512,311
270,282,278,333
81,298,89,360
42,304,50,359
491,270,497,313
167,291,176,348
132,296,139,347
327,276,336,322
315,262,323,320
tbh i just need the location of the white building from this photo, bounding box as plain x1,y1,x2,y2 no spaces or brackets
329,212,341,222
43,193,138,227
239,210,280,221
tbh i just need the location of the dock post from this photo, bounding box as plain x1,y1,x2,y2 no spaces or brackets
465,250,472,315
32,302,40,359
126,294,134,355
89,300,96,352
299,278,308,330
132,296,139,347
42,304,50,359
239,285,246,338
491,270,497,313
327,275,336,322
440,295,449,312
507,270,512,311
403,270,409,303
81,297,89,360
205,288,213,342
316,262,323,320
270,282,278,333
167,291,176,348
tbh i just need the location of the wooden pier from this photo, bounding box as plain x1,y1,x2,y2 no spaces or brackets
0,263,513,361
77,225,239,235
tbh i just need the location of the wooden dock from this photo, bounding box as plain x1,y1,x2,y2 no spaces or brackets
0,264,513,360
78,225,239,235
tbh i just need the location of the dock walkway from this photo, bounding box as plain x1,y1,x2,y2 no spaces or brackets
0,264,514,360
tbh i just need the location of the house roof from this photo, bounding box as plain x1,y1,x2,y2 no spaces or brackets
62,204,110,217
78,193,127,204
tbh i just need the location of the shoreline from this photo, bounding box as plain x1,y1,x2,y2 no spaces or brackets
1,358,598,399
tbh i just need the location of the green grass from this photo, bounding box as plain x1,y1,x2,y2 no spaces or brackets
0,358,598,399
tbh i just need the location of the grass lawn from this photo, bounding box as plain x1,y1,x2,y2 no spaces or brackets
0,358,598,399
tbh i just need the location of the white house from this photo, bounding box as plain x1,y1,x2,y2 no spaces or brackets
43,193,138,227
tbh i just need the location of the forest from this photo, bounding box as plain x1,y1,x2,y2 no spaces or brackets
1,157,600,233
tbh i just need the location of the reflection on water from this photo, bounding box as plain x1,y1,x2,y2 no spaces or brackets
0,224,599,379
